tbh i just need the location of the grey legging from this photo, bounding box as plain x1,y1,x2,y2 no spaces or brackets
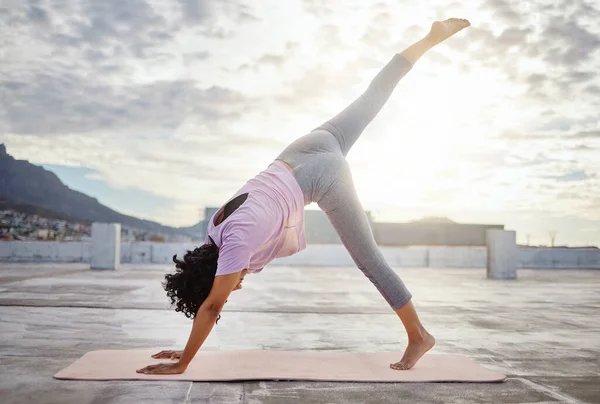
276,53,414,310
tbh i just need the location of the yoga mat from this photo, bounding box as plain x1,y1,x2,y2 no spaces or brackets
54,349,506,383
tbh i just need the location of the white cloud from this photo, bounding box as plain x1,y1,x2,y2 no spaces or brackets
2,0,600,244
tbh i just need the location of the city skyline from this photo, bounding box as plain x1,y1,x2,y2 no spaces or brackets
2,0,599,247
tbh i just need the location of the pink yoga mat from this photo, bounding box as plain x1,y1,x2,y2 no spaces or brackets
54,349,506,382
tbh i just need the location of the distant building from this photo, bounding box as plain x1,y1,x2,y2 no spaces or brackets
199,207,503,246
372,222,504,246
36,229,54,239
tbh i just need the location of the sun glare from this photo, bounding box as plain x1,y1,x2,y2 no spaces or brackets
351,60,518,208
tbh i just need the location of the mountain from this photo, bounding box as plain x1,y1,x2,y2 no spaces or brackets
0,143,196,239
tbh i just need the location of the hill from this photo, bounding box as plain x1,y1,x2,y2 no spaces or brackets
0,144,194,239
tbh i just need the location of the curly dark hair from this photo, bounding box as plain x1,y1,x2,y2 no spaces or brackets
163,238,225,323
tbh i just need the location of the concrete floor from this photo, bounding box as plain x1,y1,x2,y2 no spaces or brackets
0,263,599,404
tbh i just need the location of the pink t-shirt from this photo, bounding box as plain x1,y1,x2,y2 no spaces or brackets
204,161,306,276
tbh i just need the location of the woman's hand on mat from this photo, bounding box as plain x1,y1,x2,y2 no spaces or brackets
136,362,186,375
151,350,182,360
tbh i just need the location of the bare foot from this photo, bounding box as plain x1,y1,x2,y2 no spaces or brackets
390,331,436,370
426,18,471,46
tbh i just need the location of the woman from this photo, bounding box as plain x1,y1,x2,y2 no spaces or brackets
138,18,471,375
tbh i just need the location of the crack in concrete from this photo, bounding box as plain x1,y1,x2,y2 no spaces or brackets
240,382,246,404
515,377,584,404
183,382,193,404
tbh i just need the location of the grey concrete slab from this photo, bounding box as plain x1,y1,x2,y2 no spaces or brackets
0,357,193,404
0,263,599,403
235,379,559,404
527,377,600,404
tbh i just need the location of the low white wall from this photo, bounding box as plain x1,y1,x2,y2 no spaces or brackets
429,247,487,268
273,246,489,268
0,241,90,262
519,247,600,269
118,243,201,264
382,246,430,267
1,242,600,269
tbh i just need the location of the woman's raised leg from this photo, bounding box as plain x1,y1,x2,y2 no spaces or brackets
313,18,470,157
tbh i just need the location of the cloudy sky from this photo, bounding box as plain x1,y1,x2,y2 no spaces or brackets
2,0,599,246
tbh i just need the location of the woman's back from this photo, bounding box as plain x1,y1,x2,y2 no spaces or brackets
205,160,306,275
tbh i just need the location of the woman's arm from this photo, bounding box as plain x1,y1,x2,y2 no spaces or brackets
137,271,242,374
177,304,221,369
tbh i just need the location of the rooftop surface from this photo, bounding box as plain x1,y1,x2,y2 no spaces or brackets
0,263,599,403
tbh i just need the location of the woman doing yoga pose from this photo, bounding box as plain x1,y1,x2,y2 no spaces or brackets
138,18,471,375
